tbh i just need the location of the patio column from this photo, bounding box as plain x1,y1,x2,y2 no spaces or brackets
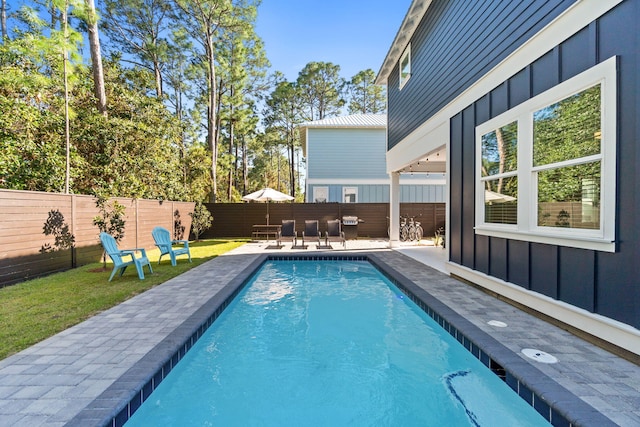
389,171,400,247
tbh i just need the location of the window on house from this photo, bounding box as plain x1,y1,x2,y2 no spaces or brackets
313,186,328,203
343,187,358,203
399,44,411,89
475,57,616,252
480,121,518,225
533,85,601,230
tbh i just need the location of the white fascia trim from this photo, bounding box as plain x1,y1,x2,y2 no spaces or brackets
307,178,390,185
387,121,449,172
387,0,623,173
376,0,433,85
474,227,616,252
447,262,640,356
307,178,446,185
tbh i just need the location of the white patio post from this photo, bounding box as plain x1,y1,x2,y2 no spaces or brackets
389,171,401,247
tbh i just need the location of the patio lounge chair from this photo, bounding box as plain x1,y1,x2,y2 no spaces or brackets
152,226,192,266
277,220,297,247
325,219,346,248
302,220,321,248
99,232,153,281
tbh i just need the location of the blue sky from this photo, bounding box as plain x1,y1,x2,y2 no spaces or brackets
255,0,412,81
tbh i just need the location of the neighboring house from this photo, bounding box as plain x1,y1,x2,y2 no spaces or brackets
299,114,445,203
377,0,639,357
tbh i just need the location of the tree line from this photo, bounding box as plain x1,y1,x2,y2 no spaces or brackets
0,0,386,203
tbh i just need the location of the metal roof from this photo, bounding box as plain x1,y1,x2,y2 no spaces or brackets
298,114,387,129
375,0,432,85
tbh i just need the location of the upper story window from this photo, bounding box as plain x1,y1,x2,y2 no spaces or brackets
475,57,617,252
399,44,411,89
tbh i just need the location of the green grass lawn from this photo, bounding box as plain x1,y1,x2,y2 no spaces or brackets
0,239,248,361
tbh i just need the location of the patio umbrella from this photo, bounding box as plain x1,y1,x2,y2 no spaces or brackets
242,187,294,225
484,189,517,203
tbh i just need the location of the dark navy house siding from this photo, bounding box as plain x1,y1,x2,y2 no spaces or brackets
387,0,576,150
388,1,640,329
448,2,638,328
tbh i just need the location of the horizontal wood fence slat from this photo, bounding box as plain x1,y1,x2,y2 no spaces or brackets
0,189,194,287
202,203,446,240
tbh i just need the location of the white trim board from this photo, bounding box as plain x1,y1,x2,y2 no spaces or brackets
447,262,640,356
307,178,446,185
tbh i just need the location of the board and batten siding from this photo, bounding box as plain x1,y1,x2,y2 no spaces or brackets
308,183,446,203
307,128,387,180
387,0,576,150
447,2,639,329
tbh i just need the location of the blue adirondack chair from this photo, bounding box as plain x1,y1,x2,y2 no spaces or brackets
152,226,192,266
99,232,153,281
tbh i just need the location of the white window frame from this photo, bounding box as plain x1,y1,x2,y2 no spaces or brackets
313,186,328,203
343,187,358,203
399,44,411,90
475,56,617,252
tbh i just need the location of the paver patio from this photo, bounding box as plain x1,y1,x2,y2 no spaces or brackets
0,240,638,426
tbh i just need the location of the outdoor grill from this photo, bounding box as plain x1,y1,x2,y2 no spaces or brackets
342,216,361,239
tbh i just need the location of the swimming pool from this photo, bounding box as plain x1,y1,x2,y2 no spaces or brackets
125,259,550,426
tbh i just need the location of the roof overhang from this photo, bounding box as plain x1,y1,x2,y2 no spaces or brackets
375,0,433,85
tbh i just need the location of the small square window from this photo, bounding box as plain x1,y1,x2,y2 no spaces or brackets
399,44,411,89
313,186,328,203
343,187,357,203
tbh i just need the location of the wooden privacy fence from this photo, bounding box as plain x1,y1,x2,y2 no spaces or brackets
0,189,195,287
202,202,445,240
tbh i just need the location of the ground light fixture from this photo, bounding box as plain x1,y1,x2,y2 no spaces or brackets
521,348,558,364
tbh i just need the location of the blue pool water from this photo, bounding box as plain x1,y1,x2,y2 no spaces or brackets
126,260,550,426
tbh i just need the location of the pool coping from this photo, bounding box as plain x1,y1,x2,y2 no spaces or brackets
68,252,616,427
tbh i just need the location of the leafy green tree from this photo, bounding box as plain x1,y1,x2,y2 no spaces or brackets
246,135,294,194
183,143,213,201
189,201,213,240
263,80,305,198
216,2,267,201
346,69,386,114
481,121,518,196
165,28,194,121
173,0,235,202
92,195,126,266
101,0,172,98
534,85,601,204
71,65,187,200
0,10,82,192
0,57,69,191
77,0,108,115
296,61,344,120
